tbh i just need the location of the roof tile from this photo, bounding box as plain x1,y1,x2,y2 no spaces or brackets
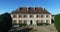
11,7,50,14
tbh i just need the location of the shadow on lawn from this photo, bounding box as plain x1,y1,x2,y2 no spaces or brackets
15,28,33,32
9,27,33,32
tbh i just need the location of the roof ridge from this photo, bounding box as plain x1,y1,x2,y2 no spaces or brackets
11,7,51,14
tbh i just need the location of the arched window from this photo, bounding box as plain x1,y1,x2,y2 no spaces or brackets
13,20,17,24
46,20,50,23
19,20,22,24
41,20,45,23
24,20,27,24
36,20,41,23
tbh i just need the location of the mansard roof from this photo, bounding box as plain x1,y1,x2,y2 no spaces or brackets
11,7,51,14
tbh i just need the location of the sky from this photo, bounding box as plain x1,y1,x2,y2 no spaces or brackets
0,0,60,15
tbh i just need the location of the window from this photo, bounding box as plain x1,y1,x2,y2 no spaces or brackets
13,20,17,24
18,15,22,18
41,15,44,18
36,20,41,23
23,15,27,18
46,15,50,18
19,20,22,24
13,14,17,18
36,15,40,18
41,20,44,23
36,20,38,23
36,15,38,18
30,15,34,18
24,20,27,24
46,20,50,23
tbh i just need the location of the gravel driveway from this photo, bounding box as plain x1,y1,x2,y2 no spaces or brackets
9,25,58,32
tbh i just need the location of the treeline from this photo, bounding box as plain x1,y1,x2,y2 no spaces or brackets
54,14,60,32
0,13,12,32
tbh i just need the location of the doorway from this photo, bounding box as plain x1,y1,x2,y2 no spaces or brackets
30,20,33,25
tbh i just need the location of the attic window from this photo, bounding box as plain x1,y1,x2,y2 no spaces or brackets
28,7,31,10
35,8,37,9
20,8,22,10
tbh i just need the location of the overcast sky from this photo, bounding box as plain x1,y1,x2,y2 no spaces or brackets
0,0,60,15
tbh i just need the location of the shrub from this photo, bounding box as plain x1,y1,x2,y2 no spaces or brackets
37,23,43,26
37,23,49,26
12,23,18,26
54,14,60,32
43,23,49,25
19,24,26,27
0,13,12,32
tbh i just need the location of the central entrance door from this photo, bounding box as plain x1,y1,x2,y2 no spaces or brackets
30,20,32,25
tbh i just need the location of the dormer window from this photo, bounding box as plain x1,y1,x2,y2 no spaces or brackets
28,7,31,10
35,8,37,10
20,8,22,10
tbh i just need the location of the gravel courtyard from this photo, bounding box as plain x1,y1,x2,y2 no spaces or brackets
9,25,58,32
29,25,58,32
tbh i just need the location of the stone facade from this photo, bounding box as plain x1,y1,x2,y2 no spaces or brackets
11,14,51,25
11,7,51,25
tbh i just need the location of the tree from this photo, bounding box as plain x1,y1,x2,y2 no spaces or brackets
0,13,12,32
0,15,2,32
54,14,60,32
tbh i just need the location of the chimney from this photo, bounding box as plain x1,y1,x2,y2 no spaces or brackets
27,6,28,11
18,7,20,11
41,6,45,10
34,6,35,10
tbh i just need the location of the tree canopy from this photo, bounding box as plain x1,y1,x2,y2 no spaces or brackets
54,14,60,32
0,13,12,32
